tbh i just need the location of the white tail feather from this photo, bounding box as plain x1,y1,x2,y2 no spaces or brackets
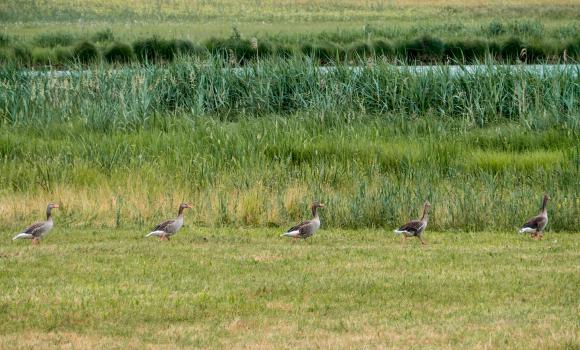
519,227,536,233
146,231,165,237
13,233,33,240
281,230,300,238
393,230,406,235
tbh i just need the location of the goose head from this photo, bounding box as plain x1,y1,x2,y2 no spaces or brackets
47,203,60,210
312,201,325,209
180,203,193,209
177,202,193,215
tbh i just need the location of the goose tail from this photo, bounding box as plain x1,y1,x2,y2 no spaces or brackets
13,233,33,240
281,230,300,238
146,231,164,238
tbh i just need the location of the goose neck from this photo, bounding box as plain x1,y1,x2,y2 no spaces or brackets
311,206,319,219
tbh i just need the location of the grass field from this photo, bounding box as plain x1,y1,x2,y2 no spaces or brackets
1,228,579,349
2,0,579,40
1,0,579,49
2,0,578,67
1,1,579,348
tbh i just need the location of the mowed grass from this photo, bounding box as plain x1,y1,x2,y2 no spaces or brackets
1,228,578,349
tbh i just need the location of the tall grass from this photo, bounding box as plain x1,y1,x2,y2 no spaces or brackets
1,59,579,129
0,59,577,231
0,114,577,231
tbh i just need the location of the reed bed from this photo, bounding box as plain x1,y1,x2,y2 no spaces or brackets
0,60,578,231
1,59,579,129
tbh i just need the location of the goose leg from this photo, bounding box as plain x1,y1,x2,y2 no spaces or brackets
32,238,40,245
419,236,427,245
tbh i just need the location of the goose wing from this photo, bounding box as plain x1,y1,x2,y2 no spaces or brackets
397,220,424,233
22,221,46,237
521,215,546,231
153,219,175,232
287,220,312,233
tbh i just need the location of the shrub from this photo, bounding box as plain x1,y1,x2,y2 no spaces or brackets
158,39,178,61
73,41,99,64
34,32,75,48
92,28,115,43
301,43,344,64
565,38,580,61
402,35,445,62
173,39,199,57
501,37,525,62
134,37,160,63
444,40,487,63
133,37,175,63
524,43,547,62
372,39,394,58
206,37,272,64
104,42,134,63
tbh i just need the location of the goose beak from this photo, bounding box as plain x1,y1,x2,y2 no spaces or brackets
186,203,193,208
53,204,60,209
319,203,325,208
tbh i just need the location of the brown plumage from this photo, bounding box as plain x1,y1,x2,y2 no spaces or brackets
13,203,59,244
519,194,549,240
394,200,430,245
146,203,192,241
281,202,325,240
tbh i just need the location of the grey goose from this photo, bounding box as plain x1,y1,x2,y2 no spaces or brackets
13,203,59,244
394,200,430,245
519,194,549,239
281,202,325,240
146,203,192,241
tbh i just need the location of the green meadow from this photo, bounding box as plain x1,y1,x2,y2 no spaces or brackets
1,229,579,349
1,1,580,348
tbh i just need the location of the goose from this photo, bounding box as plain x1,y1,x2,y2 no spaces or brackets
146,203,192,241
519,194,549,239
394,200,430,245
281,202,325,240
12,203,59,244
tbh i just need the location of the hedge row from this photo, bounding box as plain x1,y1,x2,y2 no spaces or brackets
1,35,579,67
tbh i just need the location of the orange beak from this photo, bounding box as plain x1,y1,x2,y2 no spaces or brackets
319,203,325,208
186,203,193,208
53,204,60,209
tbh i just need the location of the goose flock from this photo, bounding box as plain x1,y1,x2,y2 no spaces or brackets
12,195,552,244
